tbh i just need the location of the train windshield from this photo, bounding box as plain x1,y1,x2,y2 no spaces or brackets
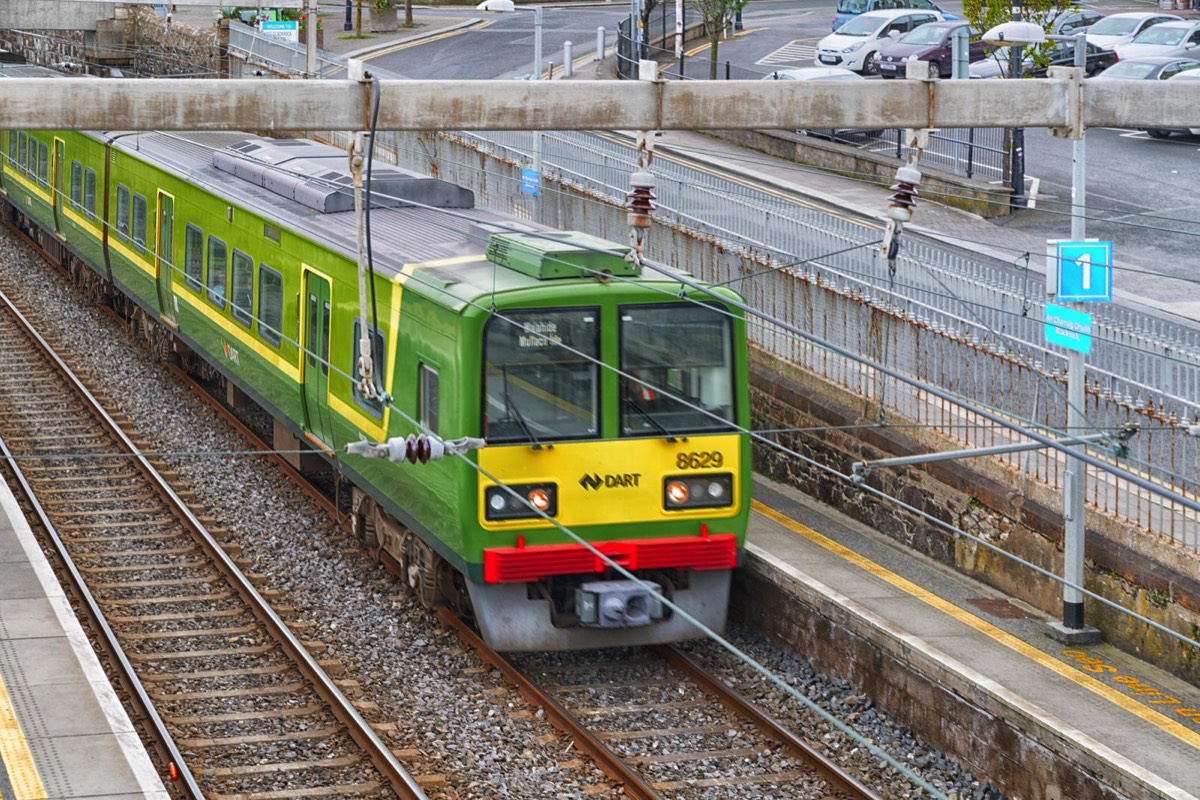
620,303,735,437
483,308,599,444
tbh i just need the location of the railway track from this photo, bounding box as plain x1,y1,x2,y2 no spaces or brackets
441,610,886,800
0,287,424,799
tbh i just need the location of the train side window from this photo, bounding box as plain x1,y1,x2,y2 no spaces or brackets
257,264,283,346
25,136,36,176
230,250,253,326
5,132,13,169
36,141,48,187
69,161,82,210
351,320,386,417
83,168,96,220
184,224,203,291
206,235,227,309
131,193,147,255
419,364,439,434
115,184,130,242
16,133,25,174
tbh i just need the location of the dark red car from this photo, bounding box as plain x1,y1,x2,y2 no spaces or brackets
873,20,990,78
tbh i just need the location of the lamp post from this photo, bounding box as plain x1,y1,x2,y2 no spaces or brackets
983,21,1099,642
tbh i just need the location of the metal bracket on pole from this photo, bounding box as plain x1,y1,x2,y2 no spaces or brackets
1046,64,1084,140
849,425,1137,485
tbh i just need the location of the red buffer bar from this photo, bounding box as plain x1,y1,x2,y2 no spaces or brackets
483,532,738,584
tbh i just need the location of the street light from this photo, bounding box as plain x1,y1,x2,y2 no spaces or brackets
984,20,1097,642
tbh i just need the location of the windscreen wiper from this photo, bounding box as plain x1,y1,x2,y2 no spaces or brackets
503,367,542,450
623,395,679,443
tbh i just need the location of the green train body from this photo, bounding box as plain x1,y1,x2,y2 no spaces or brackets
2,75,751,650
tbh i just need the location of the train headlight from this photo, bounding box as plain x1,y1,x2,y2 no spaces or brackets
485,483,558,520
662,473,734,510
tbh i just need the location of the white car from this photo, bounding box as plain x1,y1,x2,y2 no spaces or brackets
1116,20,1200,61
1085,12,1180,50
816,8,944,74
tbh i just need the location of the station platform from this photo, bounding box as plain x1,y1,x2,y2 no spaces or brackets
0,479,168,799
744,474,1200,800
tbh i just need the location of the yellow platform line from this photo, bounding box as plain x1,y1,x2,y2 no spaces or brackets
0,675,47,799
752,498,1200,750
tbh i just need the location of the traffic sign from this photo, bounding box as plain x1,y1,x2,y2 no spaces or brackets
1044,303,1093,354
1056,240,1112,302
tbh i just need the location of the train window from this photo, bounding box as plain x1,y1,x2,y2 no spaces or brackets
83,168,96,220
263,224,281,244
131,193,147,255
115,185,130,242
258,265,283,346
16,132,25,174
306,294,330,375
351,321,386,418
482,308,599,443
184,225,203,291
69,161,82,211
36,141,47,187
25,136,36,176
5,132,13,168
206,235,227,309
419,364,439,434
619,303,735,437
230,250,253,327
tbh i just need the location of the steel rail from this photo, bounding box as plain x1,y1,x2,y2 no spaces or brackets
436,606,664,800
657,645,886,800
0,284,427,800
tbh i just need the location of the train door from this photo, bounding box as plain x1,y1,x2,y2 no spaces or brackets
51,137,65,232
301,269,334,452
155,191,176,326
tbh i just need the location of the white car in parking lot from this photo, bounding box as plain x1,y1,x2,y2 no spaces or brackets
816,8,944,73
1085,11,1181,49
1115,20,1200,61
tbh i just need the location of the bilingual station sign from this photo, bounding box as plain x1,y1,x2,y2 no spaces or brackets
1044,303,1093,354
1056,240,1113,302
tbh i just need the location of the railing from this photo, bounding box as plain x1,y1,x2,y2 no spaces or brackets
229,25,1200,551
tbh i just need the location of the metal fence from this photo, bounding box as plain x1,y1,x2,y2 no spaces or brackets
230,26,1200,550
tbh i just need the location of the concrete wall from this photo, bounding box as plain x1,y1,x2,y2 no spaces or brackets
710,128,1010,218
0,1,116,32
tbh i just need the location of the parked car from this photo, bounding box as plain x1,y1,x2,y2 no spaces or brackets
1143,70,1200,138
1085,12,1181,50
1115,20,1200,61
832,0,954,31
873,20,990,78
1093,55,1200,81
1047,9,1104,35
817,8,945,73
969,39,1117,79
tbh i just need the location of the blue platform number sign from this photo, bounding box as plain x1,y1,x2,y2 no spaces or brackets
1056,241,1112,302
1044,303,1093,354
520,168,540,197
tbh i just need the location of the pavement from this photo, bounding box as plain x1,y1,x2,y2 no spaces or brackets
165,2,1200,327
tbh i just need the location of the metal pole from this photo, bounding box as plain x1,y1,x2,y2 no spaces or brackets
344,0,352,30
563,41,573,78
675,0,683,62
597,26,605,61
1010,5,1027,209
305,0,317,76
1057,30,1094,639
533,5,543,79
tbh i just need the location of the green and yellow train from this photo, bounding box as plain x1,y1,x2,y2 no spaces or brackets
0,66,751,650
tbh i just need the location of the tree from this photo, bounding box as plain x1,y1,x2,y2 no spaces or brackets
962,0,1081,74
692,0,748,79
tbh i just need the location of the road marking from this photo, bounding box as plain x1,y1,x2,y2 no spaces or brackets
361,19,494,60
752,498,1200,749
0,674,47,800
756,38,820,66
